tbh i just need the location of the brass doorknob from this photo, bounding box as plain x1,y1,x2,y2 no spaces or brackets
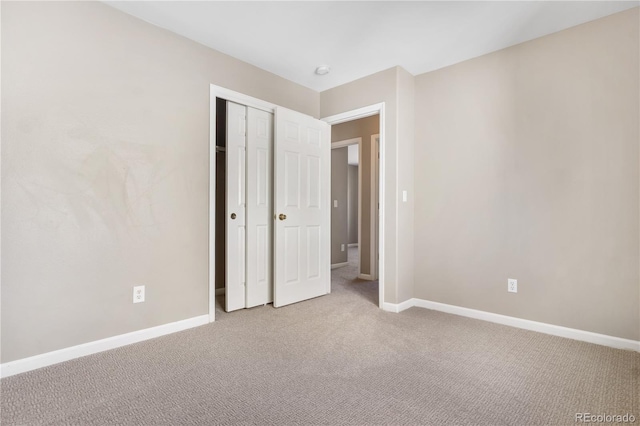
279,214,287,221
231,213,236,220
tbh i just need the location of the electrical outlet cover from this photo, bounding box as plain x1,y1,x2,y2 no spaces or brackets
508,279,517,293
133,285,145,303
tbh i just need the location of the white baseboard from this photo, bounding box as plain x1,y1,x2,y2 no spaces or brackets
358,274,373,280
215,288,225,296
383,298,640,352
331,262,348,269
348,243,358,247
0,315,210,378
382,298,414,313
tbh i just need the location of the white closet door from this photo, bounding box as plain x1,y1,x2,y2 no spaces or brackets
226,101,247,312
246,108,273,307
273,106,331,307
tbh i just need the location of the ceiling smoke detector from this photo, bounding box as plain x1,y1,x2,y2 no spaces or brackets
315,65,331,76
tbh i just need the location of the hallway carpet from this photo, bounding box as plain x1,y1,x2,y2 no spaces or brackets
2,248,638,425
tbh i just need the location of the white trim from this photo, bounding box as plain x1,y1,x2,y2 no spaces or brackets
331,137,360,149
215,288,225,296
357,139,362,278
323,104,382,125
0,315,210,378
358,273,374,281
383,298,640,352
348,243,358,247
370,134,379,281
209,87,217,323
322,103,385,310
211,85,277,114
210,85,280,321
382,298,414,313
331,262,349,270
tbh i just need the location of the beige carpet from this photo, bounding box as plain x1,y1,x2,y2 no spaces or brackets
1,247,638,425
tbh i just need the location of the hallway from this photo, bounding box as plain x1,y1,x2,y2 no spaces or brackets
330,246,378,307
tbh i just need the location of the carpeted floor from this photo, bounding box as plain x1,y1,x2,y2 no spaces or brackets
1,247,638,425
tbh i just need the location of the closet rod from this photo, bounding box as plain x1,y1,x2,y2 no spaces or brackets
215,147,226,152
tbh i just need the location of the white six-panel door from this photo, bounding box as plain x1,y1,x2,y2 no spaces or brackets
273,107,331,307
246,108,273,307
226,102,247,312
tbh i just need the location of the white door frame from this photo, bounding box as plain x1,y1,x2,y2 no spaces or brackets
371,134,379,281
330,138,362,275
322,103,385,309
209,85,279,323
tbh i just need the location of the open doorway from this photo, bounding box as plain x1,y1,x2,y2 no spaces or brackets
329,114,380,305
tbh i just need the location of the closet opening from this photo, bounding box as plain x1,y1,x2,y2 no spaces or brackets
214,97,227,311
330,114,380,307
210,85,332,320
214,96,276,314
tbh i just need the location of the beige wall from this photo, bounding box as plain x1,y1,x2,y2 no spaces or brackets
331,147,348,265
322,67,415,304
1,1,318,362
414,8,639,340
331,115,380,276
396,67,415,303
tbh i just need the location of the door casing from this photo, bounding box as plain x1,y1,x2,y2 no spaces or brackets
322,104,386,310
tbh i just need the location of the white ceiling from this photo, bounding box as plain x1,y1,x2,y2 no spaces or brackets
105,1,638,92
